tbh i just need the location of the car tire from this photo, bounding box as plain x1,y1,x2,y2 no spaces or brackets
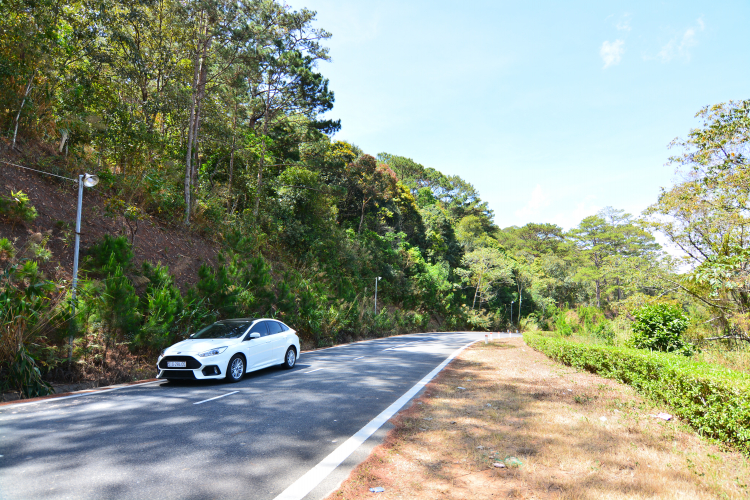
226,354,245,382
282,347,296,369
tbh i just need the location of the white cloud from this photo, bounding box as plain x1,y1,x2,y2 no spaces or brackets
550,200,602,230
616,14,632,32
656,18,704,63
600,39,625,68
514,184,550,218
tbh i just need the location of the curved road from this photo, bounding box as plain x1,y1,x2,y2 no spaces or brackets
0,331,518,500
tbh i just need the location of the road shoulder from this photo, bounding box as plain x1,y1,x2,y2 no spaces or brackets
325,337,750,499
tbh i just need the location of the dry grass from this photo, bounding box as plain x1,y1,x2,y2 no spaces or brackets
326,338,750,500
695,347,750,374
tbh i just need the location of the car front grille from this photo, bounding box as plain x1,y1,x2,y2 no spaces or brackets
158,355,202,369
160,370,197,379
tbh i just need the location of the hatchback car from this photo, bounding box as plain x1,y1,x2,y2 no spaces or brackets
156,318,300,383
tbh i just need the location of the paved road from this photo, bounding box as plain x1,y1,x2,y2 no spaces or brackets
0,331,520,500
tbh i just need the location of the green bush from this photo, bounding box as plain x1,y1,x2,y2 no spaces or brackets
554,312,573,336
0,190,38,223
630,303,694,356
524,332,750,455
85,235,134,273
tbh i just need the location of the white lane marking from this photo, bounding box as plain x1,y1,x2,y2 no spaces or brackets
193,391,239,405
0,381,162,409
352,356,365,360
272,338,477,500
382,341,421,351
303,368,324,374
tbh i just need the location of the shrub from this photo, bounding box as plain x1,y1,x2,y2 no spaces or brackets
591,322,615,344
134,262,184,350
85,235,134,273
0,190,38,223
630,303,694,356
554,312,573,336
524,332,750,455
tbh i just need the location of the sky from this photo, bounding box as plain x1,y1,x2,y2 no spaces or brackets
285,0,750,231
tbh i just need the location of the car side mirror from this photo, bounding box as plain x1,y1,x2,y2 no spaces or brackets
246,332,261,340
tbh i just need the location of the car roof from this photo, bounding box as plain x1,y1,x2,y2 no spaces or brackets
216,318,285,323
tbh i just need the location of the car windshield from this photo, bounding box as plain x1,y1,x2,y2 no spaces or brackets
190,321,252,339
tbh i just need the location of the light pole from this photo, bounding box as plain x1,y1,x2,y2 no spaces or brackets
374,276,381,315
510,300,515,331
68,173,99,360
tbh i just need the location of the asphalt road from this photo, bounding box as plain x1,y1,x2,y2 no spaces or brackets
0,331,520,500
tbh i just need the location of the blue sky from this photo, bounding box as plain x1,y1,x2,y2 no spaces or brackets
286,0,750,230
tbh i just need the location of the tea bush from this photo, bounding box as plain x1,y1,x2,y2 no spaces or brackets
524,332,750,455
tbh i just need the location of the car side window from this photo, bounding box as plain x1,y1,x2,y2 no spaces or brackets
278,322,289,332
248,321,268,337
267,321,283,335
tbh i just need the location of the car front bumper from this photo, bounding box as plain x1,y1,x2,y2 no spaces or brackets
156,354,226,380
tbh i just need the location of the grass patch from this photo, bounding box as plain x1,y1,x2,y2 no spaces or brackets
326,338,750,499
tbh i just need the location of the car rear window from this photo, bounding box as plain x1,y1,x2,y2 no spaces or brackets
267,321,283,334
190,321,252,339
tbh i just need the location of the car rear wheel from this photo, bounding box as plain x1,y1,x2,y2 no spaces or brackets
282,347,296,369
226,354,245,382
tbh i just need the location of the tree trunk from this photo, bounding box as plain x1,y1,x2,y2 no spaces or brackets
184,51,200,225
228,100,237,194
254,80,272,218
472,272,483,310
12,71,36,150
184,16,210,224
595,280,601,307
358,197,368,234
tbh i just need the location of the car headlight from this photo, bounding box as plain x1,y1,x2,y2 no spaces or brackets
197,347,228,357
160,349,166,358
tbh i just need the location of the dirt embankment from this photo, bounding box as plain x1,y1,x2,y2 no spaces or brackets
0,152,218,290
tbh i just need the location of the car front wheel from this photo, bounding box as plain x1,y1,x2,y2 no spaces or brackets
282,347,296,369
226,354,245,382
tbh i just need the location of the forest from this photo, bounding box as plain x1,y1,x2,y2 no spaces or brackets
1,0,749,398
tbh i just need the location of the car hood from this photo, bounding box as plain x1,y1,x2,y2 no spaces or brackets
164,338,240,355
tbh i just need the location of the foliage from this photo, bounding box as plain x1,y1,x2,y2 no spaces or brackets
525,332,750,455
630,303,694,356
4,345,53,398
0,236,58,397
0,190,38,223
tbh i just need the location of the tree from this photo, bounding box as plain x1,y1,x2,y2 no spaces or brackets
645,100,750,328
569,207,659,307
456,247,513,310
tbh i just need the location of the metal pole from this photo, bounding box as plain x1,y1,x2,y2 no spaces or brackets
510,301,514,331
68,175,84,360
374,277,378,315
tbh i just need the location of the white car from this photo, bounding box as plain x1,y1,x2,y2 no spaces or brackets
156,318,300,383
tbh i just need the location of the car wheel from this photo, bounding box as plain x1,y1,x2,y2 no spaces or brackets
226,354,245,382
282,347,296,369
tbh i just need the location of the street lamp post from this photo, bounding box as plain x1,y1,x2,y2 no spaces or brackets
68,173,99,360
510,300,515,331
374,276,381,315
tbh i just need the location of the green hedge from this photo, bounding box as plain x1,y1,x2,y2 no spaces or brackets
523,332,750,454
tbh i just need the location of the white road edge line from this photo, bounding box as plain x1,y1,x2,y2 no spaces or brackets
1,380,162,408
193,391,239,405
303,368,324,374
272,338,478,500
352,356,365,360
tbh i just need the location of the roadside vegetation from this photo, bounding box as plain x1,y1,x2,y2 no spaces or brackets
1,0,749,403
327,339,750,500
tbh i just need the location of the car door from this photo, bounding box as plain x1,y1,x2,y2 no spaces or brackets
266,320,287,363
242,321,270,370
